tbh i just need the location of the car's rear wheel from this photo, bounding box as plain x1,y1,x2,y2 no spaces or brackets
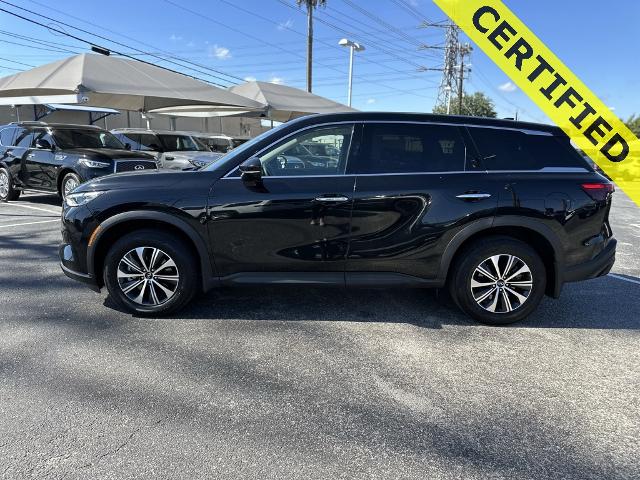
449,236,546,325
103,230,198,316
0,167,20,202
60,172,82,200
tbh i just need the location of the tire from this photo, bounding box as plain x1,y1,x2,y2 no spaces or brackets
60,172,82,200
0,167,20,202
103,230,199,316
448,236,546,325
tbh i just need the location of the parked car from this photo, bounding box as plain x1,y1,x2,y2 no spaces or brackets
0,121,157,201
111,128,222,170
192,133,250,153
60,112,616,324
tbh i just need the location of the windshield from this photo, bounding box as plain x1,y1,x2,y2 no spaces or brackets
158,134,208,152
52,129,125,149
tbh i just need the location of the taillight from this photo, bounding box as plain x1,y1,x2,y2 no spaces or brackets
581,182,614,201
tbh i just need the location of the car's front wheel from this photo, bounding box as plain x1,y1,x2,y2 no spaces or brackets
60,172,82,200
0,167,20,202
449,236,546,325
103,230,199,316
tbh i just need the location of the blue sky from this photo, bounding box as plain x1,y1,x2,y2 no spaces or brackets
0,0,638,124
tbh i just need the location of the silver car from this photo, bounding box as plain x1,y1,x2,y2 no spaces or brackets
111,128,222,170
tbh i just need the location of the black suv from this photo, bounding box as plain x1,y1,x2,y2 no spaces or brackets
0,122,157,201
59,113,616,324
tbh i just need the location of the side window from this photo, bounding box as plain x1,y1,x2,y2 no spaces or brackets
118,133,142,150
468,128,590,170
32,129,54,149
0,127,16,146
137,134,162,152
258,125,353,177
13,128,33,149
356,123,467,174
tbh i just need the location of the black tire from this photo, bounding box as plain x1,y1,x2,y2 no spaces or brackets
60,172,82,200
0,167,20,202
103,229,199,316
448,236,546,325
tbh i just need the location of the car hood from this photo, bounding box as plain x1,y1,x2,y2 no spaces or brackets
165,151,222,161
76,169,189,192
62,148,155,160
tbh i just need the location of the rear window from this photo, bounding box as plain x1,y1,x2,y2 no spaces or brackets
468,127,590,170
357,123,468,174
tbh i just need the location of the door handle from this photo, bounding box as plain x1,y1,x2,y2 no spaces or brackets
456,192,492,200
315,195,349,202
27,154,35,159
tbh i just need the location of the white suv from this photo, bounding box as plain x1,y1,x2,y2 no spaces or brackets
111,128,222,170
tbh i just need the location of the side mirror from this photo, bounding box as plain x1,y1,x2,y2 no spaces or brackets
36,138,53,150
124,143,132,151
239,156,262,186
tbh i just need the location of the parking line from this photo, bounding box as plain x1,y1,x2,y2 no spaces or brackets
608,273,640,285
0,219,59,229
0,203,61,215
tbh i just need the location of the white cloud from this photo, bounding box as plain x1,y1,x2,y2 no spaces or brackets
244,76,257,82
210,44,231,60
408,0,419,6
169,34,182,41
277,19,294,31
186,40,195,48
498,81,517,93
269,76,284,85
366,98,376,104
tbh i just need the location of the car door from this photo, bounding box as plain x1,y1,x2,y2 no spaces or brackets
345,122,501,284
207,123,358,282
27,129,58,190
11,127,36,187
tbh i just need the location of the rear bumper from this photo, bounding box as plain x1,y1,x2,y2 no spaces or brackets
563,238,616,283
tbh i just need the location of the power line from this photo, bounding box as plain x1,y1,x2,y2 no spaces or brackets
0,55,35,68
0,0,244,86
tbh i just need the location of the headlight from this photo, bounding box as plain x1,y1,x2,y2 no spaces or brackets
65,191,105,207
189,159,209,168
79,159,111,169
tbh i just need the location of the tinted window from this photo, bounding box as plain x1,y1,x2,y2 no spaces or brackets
259,125,353,177
468,128,589,170
32,129,55,149
0,127,16,146
138,134,162,151
357,123,467,174
52,129,124,149
13,128,33,148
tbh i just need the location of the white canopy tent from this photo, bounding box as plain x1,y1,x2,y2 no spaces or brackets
0,53,264,113
149,81,355,123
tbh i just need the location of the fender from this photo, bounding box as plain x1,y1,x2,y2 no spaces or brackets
437,215,565,297
87,210,217,291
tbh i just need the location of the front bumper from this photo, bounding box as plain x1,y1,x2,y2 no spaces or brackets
60,258,100,292
563,238,617,283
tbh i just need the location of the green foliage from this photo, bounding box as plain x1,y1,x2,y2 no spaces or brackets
433,92,497,118
625,114,640,137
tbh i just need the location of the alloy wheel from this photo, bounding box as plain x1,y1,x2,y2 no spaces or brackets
117,246,180,306
470,254,533,314
63,177,79,198
0,171,9,198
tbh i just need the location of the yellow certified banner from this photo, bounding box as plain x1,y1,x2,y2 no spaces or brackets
433,0,640,207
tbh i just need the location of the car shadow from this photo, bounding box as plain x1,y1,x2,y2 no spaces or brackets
17,193,62,207
103,275,640,330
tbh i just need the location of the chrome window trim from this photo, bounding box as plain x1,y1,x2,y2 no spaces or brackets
222,119,560,179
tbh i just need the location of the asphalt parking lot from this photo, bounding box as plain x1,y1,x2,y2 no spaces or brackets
0,192,638,480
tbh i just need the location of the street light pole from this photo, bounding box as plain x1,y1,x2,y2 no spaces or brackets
445,85,452,114
339,39,365,108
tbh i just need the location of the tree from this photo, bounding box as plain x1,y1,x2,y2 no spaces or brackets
433,91,497,118
625,114,640,137
297,0,326,93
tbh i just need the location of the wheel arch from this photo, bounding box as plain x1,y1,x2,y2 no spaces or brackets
88,211,216,291
440,218,564,298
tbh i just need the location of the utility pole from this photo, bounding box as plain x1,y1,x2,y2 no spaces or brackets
306,6,313,93
457,43,472,114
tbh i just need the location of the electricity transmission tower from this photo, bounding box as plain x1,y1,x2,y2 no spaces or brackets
419,21,472,113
